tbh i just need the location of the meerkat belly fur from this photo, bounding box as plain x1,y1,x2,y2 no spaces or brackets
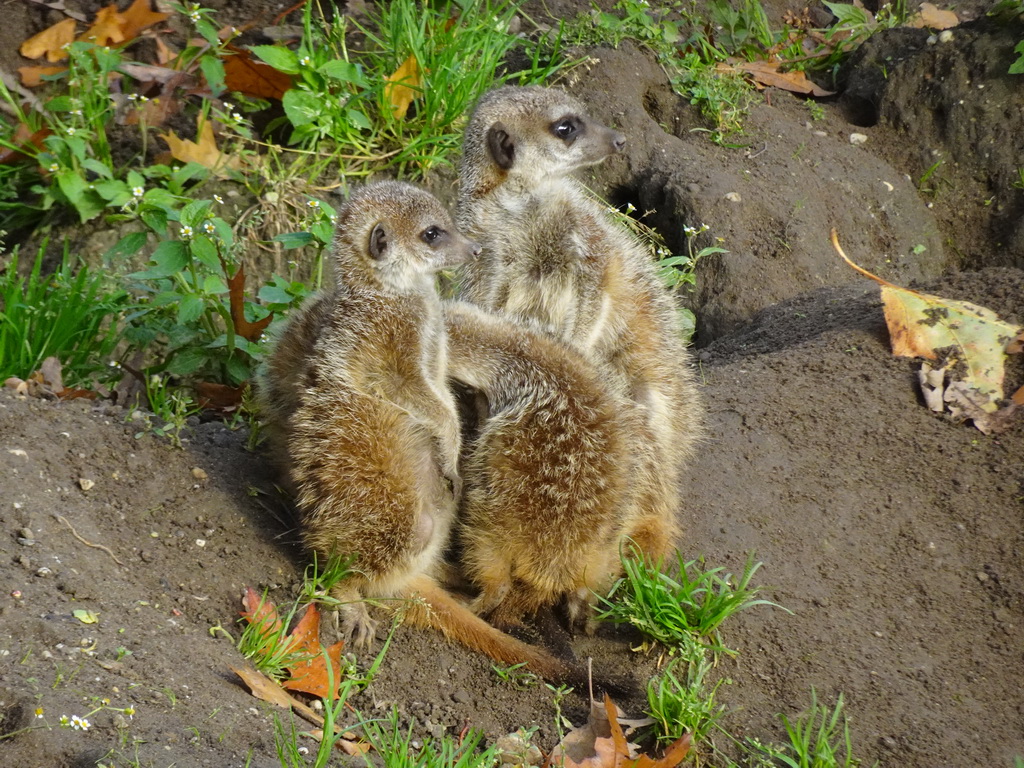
443,301,632,631
257,181,592,684
457,86,704,565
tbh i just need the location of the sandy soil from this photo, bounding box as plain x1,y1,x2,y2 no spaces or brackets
1,1,1022,767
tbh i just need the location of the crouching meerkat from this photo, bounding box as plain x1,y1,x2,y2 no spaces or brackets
443,301,632,632
457,86,705,563
257,181,581,683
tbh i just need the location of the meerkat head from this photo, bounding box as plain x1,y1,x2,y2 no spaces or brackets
459,86,626,194
331,181,480,294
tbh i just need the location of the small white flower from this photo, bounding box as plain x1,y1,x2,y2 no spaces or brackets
213,194,224,204
203,221,215,234
300,55,311,67
70,109,83,116
127,93,138,102
60,715,70,727
180,225,194,239
232,112,244,123
132,186,144,198
124,706,135,719
307,199,320,208
222,101,233,111
189,10,201,22
66,127,76,136
48,163,59,173
140,95,150,103
34,707,44,719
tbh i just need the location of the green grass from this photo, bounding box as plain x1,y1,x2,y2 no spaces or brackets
646,654,726,748
597,548,787,655
772,690,866,768
358,708,500,768
0,240,130,385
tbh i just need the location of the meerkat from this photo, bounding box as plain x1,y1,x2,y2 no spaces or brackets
443,300,632,633
256,181,585,684
457,85,704,564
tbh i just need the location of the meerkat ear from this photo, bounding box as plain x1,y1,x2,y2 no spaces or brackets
369,223,388,260
487,122,515,170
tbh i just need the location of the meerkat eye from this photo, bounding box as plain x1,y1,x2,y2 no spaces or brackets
421,226,446,245
551,118,580,142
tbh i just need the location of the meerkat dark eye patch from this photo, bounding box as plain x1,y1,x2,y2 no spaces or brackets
369,223,388,260
551,116,582,144
487,122,515,170
420,226,446,245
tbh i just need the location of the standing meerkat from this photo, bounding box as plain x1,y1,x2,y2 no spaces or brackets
457,86,704,563
443,301,632,633
257,181,586,683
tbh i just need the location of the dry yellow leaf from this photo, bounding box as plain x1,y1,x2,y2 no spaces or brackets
906,2,959,29
20,18,76,62
385,54,422,120
161,120,240,177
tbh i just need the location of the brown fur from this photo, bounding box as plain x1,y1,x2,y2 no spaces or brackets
457,86,704,565
444,301,632,630
255,181,583,683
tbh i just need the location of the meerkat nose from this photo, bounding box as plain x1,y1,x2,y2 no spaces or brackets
469,240,483,257
611,132,627,152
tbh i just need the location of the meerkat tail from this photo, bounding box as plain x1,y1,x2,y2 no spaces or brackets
400,574,577,684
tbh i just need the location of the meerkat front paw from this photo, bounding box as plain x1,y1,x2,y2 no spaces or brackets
340,602,378,650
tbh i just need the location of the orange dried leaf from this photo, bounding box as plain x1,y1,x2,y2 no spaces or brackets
195,381,245,411
1012,386,1024,406
223,45,291,100
20,18,76,62
278,604,344,700
720,59,835,97
18,65,67,87
119,0,170,38
906,2,959,29
0,122,52,164
79,5,126,46
240,585,283,639
161,119,239,176
227,265,273,342
385,53,422,119
833,229,1023,415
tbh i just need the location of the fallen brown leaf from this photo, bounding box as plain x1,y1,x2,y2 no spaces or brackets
161,119,240,175
0,122,52,163
227,265,273,342
906,2,959,29
718,59,835,97
385,53,422,119
223,44,291,99
20,18,76,62
17,65,67,88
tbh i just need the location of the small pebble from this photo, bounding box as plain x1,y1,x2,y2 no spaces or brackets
849,133,868,145
938,30,953,43
976,571,988,582
724,192,742,202
191,467,208,480
78,478,95,491
452,689,472,705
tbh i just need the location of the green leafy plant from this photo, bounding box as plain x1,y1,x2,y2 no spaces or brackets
236,590,314,682
253,0,570,177
763,690,866,768
131,373,202,448
646,655,727,747
0,239,129,384
358,708,500,768
492,661,540,689
597,548,786,655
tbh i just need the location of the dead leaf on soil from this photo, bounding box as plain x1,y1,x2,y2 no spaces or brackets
161,118,241,176
78,0,169,46
385,53,422,119
0,122,53,164
833,229,1023,433
195,380,246,412
905,2,959,29
223,44,292,100
717,58,835,97
238,588,344,700
17,65,68,88
548,694,688,768
227,265,274,342
20,18,77,62
232,665,368,754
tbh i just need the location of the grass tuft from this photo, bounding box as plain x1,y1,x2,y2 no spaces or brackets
597,547,788,655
